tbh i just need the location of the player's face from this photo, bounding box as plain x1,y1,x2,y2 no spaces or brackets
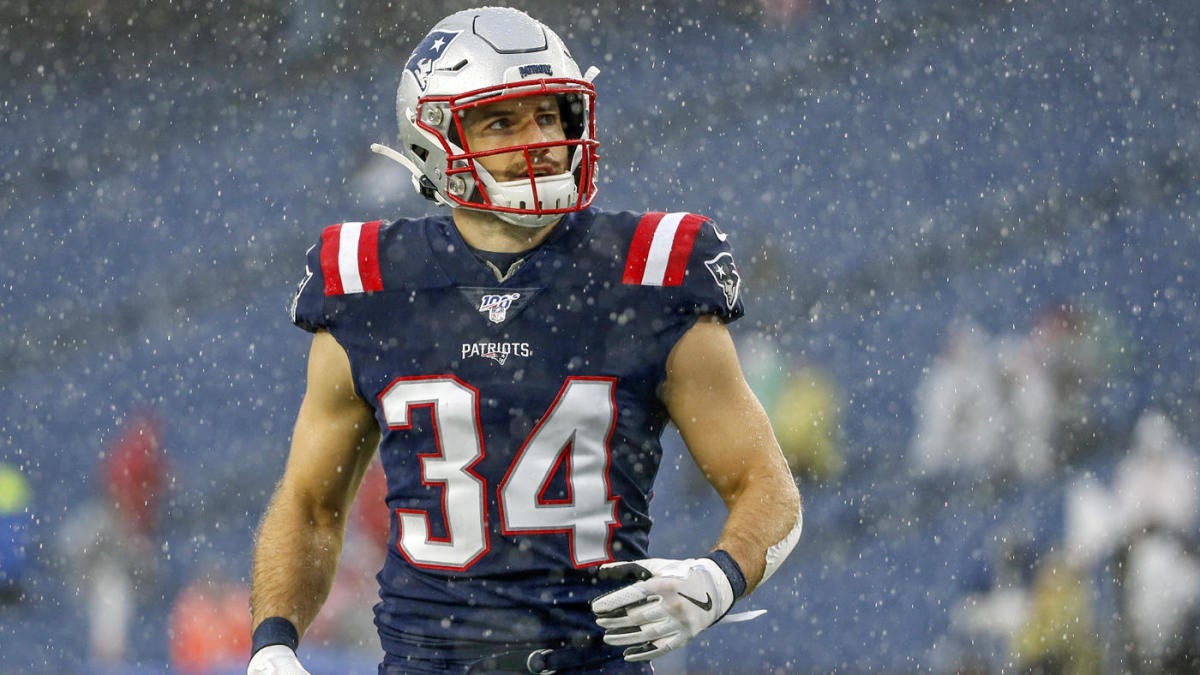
459,94,569,182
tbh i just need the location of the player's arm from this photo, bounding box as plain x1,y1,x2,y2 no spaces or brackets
592,315,801,661
248,331,380,664
661,315,801,590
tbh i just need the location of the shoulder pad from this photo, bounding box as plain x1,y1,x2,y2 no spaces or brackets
291,217,448,333
617,211,744,319
317,218,453,296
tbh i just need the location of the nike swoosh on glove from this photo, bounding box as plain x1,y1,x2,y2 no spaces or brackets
591,557,735,661
247,645,312,675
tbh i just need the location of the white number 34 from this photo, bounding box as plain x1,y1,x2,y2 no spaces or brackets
379,376,620,570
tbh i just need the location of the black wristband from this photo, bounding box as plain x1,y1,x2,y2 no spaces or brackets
251,616,299,656
705,550,748,598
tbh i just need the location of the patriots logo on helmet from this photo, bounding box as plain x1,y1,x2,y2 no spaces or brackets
406,30,462,91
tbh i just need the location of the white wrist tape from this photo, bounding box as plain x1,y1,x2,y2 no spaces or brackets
761,502,803,584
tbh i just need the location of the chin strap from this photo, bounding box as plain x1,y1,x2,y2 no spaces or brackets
370,142,450,206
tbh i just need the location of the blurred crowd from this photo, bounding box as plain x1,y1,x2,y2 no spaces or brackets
906,305,1200,675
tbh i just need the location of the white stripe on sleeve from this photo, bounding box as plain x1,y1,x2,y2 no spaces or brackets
640,212,686,286
338,221,365,294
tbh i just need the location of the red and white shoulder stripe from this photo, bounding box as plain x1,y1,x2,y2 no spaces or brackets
320,221,384,296
621,212,708,287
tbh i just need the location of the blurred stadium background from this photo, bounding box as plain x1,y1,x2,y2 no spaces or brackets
2,0,1198,672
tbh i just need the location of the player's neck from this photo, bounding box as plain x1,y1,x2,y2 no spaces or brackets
452,207,560,253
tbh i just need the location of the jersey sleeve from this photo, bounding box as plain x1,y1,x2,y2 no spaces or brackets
677,216,745,322
288,220,387,333
289,237,330,333
620,212,746,323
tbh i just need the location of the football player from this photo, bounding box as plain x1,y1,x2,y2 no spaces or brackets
248,7,802,674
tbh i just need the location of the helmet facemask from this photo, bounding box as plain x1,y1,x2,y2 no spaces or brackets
419,80,599,228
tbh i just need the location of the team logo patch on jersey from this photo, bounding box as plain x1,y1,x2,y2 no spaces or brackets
705,252,742,310
478,293,522,324
460,288,538,326
406,30,462,91
462,341,532,365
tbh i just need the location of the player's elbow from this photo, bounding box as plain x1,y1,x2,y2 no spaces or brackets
273,479,351,532
760,456,802,523
305,489,352,531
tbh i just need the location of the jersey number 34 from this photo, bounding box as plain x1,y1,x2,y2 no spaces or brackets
379,376,620,570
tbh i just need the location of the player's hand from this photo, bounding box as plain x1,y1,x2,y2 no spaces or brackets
591,557,735,661
247,645,311,675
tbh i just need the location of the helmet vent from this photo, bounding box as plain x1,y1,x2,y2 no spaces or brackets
471,13,549,54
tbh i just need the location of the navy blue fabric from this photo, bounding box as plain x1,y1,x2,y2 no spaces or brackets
704,549,748,599
251,617,299,656
291,207,742,661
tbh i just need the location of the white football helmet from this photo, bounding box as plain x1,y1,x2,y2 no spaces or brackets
373,7,600,228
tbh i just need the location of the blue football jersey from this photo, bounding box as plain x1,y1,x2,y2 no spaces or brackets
290,207,744,660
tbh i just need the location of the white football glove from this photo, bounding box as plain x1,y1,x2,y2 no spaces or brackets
591,557,736,661
247,645,311,675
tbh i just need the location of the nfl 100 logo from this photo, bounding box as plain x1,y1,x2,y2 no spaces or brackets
478,293,521,324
